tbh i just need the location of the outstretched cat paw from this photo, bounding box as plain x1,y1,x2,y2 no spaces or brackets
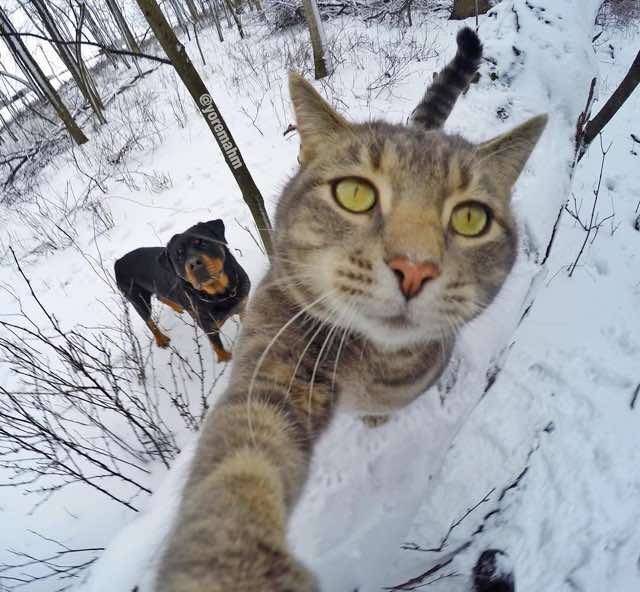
157,544,319,592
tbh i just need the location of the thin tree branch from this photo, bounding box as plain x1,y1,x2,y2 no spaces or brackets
578,49,640,160
0,30,172,65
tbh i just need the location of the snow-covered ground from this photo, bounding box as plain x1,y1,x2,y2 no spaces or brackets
1,1,639,591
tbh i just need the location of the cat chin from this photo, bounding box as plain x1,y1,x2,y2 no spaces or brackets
347,312,452,352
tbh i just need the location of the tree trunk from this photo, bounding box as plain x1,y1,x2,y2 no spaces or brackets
223,0,245,38
105,0,142,74
302,0,330,80
0,7,88,145
579,49,640,158
207,0,224,41
451,0,490,20
31,0,106,123
132,0,274,256
83,4,121,69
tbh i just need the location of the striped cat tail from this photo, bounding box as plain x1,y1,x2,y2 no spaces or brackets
411,27,482,130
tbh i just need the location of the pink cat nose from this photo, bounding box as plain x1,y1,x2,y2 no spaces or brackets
388,257,441,299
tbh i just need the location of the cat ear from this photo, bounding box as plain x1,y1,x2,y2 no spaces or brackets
288,72,350,163
475,114,548,195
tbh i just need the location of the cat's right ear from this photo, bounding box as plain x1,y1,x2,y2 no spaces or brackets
288,72,350,164
475,114,548,196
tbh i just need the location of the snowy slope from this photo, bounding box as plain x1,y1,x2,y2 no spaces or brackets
1,1,639,592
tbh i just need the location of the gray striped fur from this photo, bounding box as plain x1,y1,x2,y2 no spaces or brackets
411,27,483,129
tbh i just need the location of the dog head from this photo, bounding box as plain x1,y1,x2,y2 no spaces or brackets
160,219,231,295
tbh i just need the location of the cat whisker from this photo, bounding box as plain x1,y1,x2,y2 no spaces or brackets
246,289,336,443
331,299,359,394
284,312,334,406
307,308,344,427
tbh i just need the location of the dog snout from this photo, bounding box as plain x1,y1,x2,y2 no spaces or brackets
186,256,204,271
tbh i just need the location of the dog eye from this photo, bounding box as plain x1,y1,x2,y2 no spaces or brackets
192,239,202,247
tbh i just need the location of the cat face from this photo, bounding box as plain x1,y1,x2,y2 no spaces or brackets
274,74,546,350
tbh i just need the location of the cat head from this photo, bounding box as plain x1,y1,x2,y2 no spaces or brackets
274,73,546,350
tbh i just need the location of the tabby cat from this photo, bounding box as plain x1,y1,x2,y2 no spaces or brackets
155,28,546,592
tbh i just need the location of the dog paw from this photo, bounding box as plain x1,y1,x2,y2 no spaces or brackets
155,334,171,348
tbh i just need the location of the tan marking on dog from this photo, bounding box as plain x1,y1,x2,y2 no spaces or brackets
158,296,184,314
212,340,232,363
146,319,170,348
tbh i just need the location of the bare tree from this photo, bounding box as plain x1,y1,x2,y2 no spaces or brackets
29,0,106,123
302,0,330,79
133,0,274,255
105,0,143,74
0,7,88,145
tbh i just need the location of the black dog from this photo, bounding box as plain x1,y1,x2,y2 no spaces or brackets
114,219,250,362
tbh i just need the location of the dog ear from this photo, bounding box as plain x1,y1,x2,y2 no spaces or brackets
204,219,226,242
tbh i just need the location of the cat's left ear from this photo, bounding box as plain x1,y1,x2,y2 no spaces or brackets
289,72,351,164
475,114,548,196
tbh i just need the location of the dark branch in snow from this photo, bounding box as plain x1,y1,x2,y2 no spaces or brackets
631,384,640,410
540,202,566,265
391,431,548,591
402,488,495,553
575,77,597,158
384,554,466,590
511,6,520,32
0,30,172,65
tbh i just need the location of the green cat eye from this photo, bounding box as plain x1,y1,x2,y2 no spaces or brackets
332,177,377,213
450,202,490,237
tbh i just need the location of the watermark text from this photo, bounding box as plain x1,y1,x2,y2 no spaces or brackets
199,93,243,170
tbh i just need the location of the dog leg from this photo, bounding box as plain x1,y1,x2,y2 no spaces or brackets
115,275,171,349
147,319,171,348
208,329,232,363
158,296,185,314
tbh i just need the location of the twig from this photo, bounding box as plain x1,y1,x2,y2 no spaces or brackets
402,488,495,553
568,135,611,277
0,30,172,65
235,217,266,255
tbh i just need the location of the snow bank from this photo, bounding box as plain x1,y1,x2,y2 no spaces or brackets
5,1,639,591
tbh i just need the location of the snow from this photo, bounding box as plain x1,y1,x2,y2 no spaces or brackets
1,1,639,591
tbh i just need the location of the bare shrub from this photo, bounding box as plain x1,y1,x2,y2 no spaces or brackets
264,0,305,30
263,0,441,32
0,531,103,592
0,250,225,513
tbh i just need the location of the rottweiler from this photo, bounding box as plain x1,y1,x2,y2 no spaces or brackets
114,219,250,362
